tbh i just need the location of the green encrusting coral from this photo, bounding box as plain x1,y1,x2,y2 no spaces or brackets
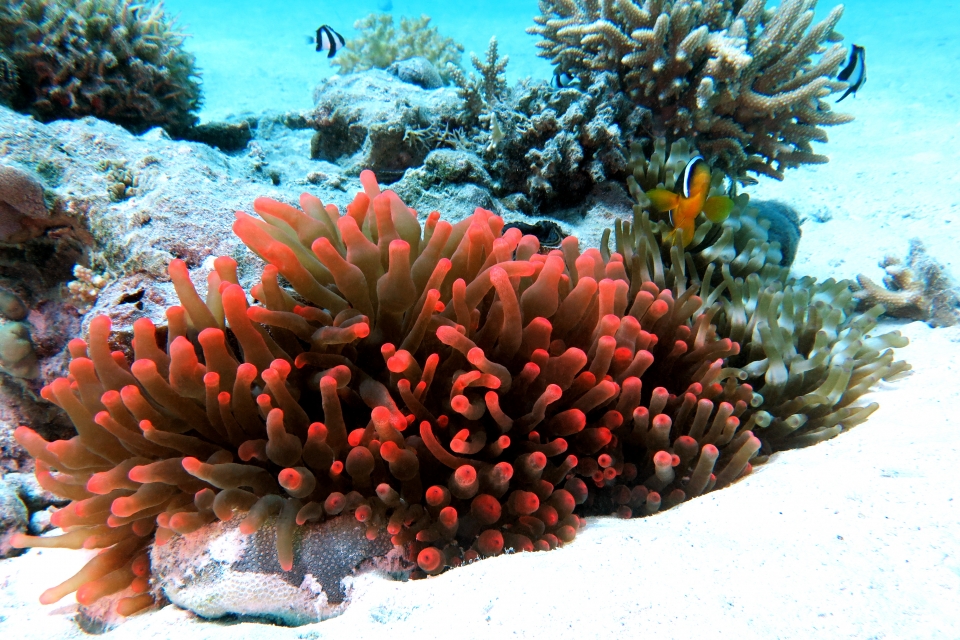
0,0,201,134
612,140,910,452
333,13,464,86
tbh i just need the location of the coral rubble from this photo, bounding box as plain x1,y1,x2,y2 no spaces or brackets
854,239,960,327
333,14,464,86
0,0,201,134
9,164,906,622
528,0,854,180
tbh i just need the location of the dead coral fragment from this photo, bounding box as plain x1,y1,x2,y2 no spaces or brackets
528,0,853,179
333,14,464,86
854,239,960,327
66,265,111,312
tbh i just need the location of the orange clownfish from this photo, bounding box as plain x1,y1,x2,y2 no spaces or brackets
645,156,734,247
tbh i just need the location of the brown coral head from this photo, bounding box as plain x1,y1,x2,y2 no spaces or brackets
13,169,764,613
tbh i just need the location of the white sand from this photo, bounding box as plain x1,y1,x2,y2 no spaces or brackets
2,321,957,639
2,0,959,637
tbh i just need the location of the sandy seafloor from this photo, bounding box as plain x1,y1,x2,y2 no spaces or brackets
2,0,960,638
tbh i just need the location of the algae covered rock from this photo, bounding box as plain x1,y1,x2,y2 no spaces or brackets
152,514,403,625
387,56,444,90
308,70,461,179
0,163,51,244
0,476,28,558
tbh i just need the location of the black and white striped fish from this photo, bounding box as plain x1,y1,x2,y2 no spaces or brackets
836,44,866,103
308,25,346,59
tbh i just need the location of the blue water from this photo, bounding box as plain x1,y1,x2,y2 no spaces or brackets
162,0,960,123
164,0,554,120
158,0,960,280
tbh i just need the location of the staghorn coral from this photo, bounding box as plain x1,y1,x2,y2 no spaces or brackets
447,37,511,125
528,0,854,180
333,14,464,86
438,40,638,212
11,168,799,617
853,239,960,327
615,146,909,450
0,0,201,134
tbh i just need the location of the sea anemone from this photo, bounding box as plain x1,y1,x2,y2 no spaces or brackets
11,167,901,615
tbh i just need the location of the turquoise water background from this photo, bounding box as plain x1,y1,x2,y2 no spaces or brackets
163,0,959,123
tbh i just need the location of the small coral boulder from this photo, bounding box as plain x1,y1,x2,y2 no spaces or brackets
152,514,399,625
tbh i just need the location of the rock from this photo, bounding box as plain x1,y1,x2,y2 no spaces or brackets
0,321,38,379
3,471,68,511
28,506,54,535
0,164,50,243
180,119,256,152
152,513,407,626
0,476,28,558
387,57,444,90
308,70,461,179
752,199,802,268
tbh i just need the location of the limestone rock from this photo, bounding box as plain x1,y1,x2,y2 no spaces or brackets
0,476,28,558
308,70,461,179
3,471,68,511
0,164,50,243
387,56,444,90
152,514,405,626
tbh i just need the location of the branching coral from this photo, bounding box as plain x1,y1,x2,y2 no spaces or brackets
528,0,854,180
442,40,636,211
333,14,464,86
66,265,111,312
448,37,511,124
0,0,201,134
854,239,960,327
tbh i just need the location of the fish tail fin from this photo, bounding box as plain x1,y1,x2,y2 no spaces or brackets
702,195,734,223
645,189,680,212
678,219,697,247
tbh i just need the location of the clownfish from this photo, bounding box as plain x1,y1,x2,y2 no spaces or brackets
644,156,734,247
836,44,866,103
308,25,346,59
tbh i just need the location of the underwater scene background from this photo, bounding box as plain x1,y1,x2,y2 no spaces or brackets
0,0,958,638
